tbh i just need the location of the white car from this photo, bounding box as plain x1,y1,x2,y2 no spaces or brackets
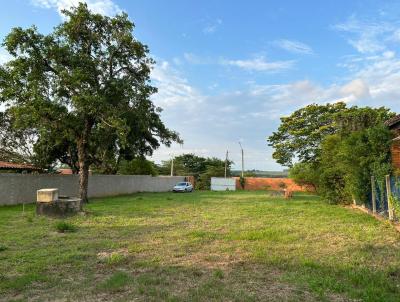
173,182,193,193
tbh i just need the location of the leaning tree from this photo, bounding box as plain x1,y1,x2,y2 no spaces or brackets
0,3,181,202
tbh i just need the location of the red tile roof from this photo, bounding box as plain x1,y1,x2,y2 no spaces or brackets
0,161,40,170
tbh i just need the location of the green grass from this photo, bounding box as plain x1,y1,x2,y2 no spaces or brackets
0,191,400,301
98,271,131,292
55,221,77,233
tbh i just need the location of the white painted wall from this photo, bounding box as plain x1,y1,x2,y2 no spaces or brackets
211,177,236,191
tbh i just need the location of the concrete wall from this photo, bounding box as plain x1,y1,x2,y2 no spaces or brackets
0,174,185,205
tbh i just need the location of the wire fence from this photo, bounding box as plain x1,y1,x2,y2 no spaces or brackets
368,175,398,221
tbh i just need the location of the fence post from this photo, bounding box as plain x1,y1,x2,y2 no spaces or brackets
385,175,394,221
371,176,376,214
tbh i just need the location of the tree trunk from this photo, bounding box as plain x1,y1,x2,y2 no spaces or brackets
78,155,89,204
77,119,92,205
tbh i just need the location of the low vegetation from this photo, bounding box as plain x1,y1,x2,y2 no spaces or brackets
1,191,400,301
55,221,78,233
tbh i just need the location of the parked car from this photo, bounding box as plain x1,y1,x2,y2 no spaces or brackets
173,182,193,193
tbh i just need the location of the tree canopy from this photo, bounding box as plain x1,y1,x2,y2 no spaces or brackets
270,103,395,204
268,102,347,167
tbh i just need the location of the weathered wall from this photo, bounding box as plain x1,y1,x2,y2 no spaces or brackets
391,140,400,170
234,177,312,192
0,174,185,205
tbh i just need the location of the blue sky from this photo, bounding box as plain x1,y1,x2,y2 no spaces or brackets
1,1,400,170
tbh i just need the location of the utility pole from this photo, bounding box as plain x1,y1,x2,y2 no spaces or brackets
224,150,229,178
238,142,244,177
170,157,174,176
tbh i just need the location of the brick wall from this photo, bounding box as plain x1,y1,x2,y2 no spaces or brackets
234,177,311,192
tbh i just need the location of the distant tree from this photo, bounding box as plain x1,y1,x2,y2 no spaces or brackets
0,111,35,163
268,102,347,166
157,153,232,189
116,157,158,176
0,3,180,202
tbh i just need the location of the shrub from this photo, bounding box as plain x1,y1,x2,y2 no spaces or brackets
239,176,246,189
55,221,77,233
0,244,7,252
278,182,287,190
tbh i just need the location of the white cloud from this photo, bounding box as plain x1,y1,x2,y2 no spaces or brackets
248,77,372,110
334,16,392,53
274,39,314,54
31,0,121,16
338,79,370,103
222,56,294,72
203,18,222,34
151,60,204,109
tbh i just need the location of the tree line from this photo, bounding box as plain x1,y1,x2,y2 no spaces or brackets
268,102,395,204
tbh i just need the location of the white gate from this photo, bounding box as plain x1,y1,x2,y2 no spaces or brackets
211,177,236,191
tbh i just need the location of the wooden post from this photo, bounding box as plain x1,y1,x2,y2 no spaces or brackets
385,175,394,220
371,176,376,214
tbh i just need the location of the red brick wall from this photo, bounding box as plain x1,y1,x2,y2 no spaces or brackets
234,177,311,192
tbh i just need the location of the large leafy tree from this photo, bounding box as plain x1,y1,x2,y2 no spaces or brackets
0,3,180,202
0,111,38,163
268,102,347,167
272,103,395,204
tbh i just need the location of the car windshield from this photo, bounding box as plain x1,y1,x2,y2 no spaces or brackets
177,182,187,186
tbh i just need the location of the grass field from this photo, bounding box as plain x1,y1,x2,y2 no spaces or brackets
1,191,400,301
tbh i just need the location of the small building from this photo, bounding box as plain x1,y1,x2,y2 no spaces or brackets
385,115,400,170
0,161,41,173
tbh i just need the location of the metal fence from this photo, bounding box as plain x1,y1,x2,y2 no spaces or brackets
368,175,397,220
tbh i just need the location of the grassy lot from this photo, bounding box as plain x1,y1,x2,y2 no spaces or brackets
1,191,400,301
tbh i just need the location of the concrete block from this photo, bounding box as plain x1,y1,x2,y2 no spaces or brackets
37,188,59,203
36,197,81,217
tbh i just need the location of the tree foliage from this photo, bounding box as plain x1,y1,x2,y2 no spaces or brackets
0,3,180,201
288,162,319,191
117,157,158,176
272,104,395,204
268,102,347,166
